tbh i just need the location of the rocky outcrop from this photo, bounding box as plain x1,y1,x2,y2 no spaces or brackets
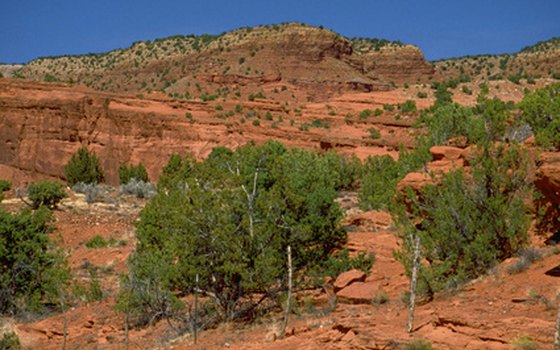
0,78,413,186
535,152,560,204
17,23,433,100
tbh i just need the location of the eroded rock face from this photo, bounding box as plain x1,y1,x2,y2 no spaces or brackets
0,79,253,185
0,79,417,186
535,152,560,204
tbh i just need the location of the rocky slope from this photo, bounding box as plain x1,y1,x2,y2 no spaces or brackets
0,78,428,185
433,37,560,82
16,23,433,101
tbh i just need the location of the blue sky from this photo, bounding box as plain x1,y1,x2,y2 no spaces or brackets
1,0,559,63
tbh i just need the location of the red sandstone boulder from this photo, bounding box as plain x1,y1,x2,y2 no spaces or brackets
334,269,366,292
430,146,464,161
396,172,433,193
336,281,381,304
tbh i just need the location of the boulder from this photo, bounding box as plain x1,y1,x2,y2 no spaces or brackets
430,146,464,161
336,281,380,304
334,269,366,292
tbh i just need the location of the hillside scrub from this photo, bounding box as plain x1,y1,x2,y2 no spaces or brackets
520,83,560,149
0,207,69,316
119,141,370,327
393,143,532,294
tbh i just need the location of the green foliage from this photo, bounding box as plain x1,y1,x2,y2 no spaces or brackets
27,180,67,209
420,103,485,145
393,144,531,293
312,249,374,281
360,145,430,211
433,83,453,107
383,104,394,111
322,152,363,191
0,331,21,350
248,92,265,101
64,147,104,186
359,109,373,119
85,235,119,249
0,207,69,315
311,119,330,129
416,91,428,99
43,73,60,82
399,99,417,113
519,83,560,149
0,180,11,192
404,339,433,350
156,153,195,191
367,127,381,139
121,141,348,324
0,180,10,202
118,163,149,184
511,335,537,350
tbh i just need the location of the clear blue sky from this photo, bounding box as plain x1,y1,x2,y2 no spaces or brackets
1,0,559,63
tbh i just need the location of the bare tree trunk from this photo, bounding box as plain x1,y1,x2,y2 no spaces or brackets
62,316,67,350
124,277,133,350
407,234,421,333
554,297,560,350
279,245,292,339
194,273,199,345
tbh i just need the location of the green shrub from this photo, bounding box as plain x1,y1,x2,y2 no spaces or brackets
120,141,348,325
374,108,383,116
311,119,330,129
27,180,67,209
0,207,69,315
359,109,373,119
404,339,433,350
118,163,149,184
519,83,560,149
368,127,381,139
248,92,265,101
512,335,537,350
399,99,417,113
383,104,394,111
360,145,430,211
393,144,531,294
252,119,260,126
417,91,428,99
0,331,21,350
85,235,112,249
0,180,11,192
322,152,363,191
64,147,104,186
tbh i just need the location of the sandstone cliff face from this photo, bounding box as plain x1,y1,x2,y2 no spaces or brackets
0,78,420,186
0,79,231,185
